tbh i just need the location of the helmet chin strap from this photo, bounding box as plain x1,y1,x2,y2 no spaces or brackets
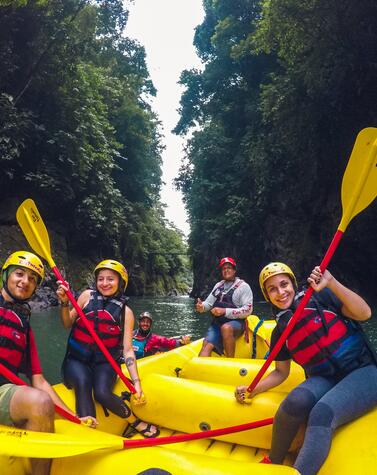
2,284,32,304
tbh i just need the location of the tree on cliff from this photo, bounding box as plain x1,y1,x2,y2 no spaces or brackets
0,0,189,294
175,0,377,301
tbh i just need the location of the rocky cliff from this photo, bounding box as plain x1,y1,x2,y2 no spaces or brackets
191,196,377,308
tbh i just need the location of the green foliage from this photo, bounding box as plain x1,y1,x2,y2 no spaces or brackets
175,0,377,298
0,0,188,295
120,203,190,295
0,94,34,177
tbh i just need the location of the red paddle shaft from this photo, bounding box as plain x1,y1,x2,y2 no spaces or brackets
0,362,80,424
122,417,274,448
52,267,136,394
247,229,344,393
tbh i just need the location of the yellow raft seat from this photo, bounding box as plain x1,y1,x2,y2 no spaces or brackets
1,315,376,474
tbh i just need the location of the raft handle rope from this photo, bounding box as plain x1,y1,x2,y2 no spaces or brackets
251,318,265,359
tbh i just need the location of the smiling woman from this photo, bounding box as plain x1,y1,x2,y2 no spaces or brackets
95,270,120,297
56,259,159,438
236,261,377,475
259,262,297,311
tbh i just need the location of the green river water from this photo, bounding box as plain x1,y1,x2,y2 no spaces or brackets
31,296,377,384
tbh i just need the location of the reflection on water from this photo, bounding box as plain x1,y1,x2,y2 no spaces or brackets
31,296,377,384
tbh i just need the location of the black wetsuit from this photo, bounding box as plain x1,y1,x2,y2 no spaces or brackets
62,291,131,418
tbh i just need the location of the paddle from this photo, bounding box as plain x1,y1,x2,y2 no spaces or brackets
0,423,122,458
16,199,136,395
0,362,80,424
248,127,377,394
0,417,274,458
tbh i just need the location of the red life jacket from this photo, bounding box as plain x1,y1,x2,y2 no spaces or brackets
276,293,372,377
67,291,126,363
0,295,30,379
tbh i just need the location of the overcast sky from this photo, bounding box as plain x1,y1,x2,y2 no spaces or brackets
125,0,204,236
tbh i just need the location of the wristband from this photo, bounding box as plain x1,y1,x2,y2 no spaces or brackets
60,301,70,307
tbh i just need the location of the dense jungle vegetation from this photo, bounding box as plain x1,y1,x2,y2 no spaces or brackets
1,0,376,303
0,0,190,295
175,0,377,303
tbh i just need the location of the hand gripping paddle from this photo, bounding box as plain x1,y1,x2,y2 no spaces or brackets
16,199,136,394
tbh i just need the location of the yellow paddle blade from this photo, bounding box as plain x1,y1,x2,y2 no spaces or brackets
16,198,56,268
0,425,123,458
339,127,377,232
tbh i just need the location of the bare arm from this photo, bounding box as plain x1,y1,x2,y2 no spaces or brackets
195,298,206,313
235,360,291,404
196,291,217,313
57,283,91,328
308,267,371,321
122,306,143,400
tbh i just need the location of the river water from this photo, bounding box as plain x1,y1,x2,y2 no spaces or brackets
31,296,377,384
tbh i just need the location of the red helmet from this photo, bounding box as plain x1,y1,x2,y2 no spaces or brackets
219,257,236,268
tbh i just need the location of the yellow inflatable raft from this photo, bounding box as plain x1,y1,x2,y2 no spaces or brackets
1,316,376,475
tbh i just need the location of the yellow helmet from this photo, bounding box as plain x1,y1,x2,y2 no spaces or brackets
259,262,297,301
2,251,45,285
94,259,128,292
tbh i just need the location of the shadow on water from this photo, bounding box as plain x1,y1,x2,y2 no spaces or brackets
31,296,377,384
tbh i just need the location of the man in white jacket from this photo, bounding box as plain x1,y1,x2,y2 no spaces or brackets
196,257,253,357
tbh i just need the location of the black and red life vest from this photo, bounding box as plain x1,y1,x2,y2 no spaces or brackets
212,279,244,309
0,295,30,379
67,290,127,364
276,291,373,377
211,278,245,326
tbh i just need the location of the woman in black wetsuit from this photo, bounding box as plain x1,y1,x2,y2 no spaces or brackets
56,259,159,437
